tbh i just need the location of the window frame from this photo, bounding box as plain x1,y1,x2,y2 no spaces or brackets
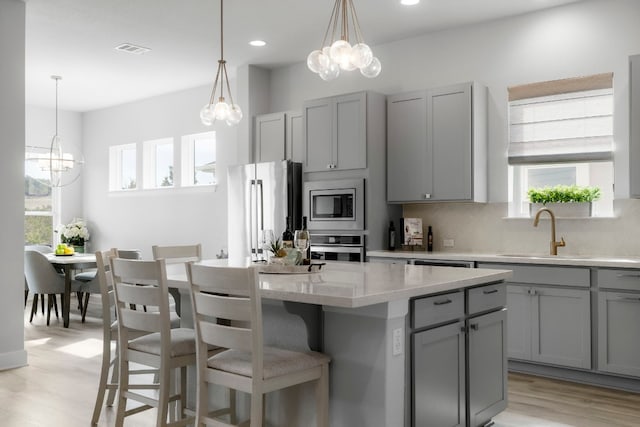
180,131,217,187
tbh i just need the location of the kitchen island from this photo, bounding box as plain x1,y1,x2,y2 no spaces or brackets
169,260,512,427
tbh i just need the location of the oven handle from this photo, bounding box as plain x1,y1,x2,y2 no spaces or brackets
310,245,364,254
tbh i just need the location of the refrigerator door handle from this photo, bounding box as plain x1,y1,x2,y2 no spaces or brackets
256,179,264,231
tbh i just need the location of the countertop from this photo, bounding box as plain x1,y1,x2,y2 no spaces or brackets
167,259,512,308
367,250,640,269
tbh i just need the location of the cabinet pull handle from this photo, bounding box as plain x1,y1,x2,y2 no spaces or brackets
527,288,537,296
483,289,499,295
618,296,640,301
616,273,640,278
470,323,479,331
433,299,452,306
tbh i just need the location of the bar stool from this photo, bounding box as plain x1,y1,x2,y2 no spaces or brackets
111,257,218,426
187,263,330,427
152,243,202,317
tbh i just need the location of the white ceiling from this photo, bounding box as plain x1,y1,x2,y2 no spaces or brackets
25,0,585,112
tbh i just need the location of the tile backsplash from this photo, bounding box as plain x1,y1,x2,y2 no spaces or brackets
403,199,640,257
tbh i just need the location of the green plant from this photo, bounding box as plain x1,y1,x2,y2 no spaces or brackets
268,238,286,257
527,185,601,204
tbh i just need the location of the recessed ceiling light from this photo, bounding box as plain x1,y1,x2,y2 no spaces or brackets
249,40,267,47
401,0,420,5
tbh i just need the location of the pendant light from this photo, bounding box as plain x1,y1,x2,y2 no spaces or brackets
37,76,84,187
307,0,381,81
200,0,243,126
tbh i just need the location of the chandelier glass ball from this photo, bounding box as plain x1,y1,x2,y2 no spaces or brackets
307,0,380,80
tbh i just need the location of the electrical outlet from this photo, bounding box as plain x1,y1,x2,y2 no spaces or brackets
443,239,455,248
392,327,403,356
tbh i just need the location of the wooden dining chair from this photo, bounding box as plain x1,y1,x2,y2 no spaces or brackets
187,263,330,427
152,243,202,317
90,249,155,425
110,257,218,427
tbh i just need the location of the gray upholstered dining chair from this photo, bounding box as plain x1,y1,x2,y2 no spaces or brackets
24,250,84,326
24,245,55,313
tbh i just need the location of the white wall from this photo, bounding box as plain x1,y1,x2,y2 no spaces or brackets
26,105,84,225
0,0,27,370
268,0,640,201
82,85,238,259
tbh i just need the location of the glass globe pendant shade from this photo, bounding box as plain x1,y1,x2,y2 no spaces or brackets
213,99,230,121
351,43,373,68
307,49,329,74
200,104,216,126
329,40,352,68
360,56,382,78
319,62,340,81
226,104,243,126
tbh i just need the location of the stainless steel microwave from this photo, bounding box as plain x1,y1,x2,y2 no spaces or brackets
303,179,365,230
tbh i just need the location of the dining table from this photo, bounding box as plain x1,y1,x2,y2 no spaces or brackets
45,252,97,328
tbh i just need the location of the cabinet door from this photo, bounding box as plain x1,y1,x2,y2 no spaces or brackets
631,55,640,198
598,291,640,377
255,112,285,163
468,309,508,427
304,98,333,172
386,91,430,202
428,83,472,201
532,286,591,369
285,111,304,163
334,92,366,170
412,321,465,427
506,285,532,360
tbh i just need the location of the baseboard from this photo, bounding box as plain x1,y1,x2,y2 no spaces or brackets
0,349,28,371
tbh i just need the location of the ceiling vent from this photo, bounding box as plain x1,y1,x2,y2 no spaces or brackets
114,43,151,55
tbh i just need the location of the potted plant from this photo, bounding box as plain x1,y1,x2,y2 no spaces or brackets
57,218,90,252
528,185,601,217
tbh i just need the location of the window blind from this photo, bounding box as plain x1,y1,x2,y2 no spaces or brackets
507,73,613,165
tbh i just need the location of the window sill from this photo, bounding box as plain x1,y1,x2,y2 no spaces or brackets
109,184,218,196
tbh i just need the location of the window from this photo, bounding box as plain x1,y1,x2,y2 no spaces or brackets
143,138,174,188
109,143,137,191
508,73,614,217
25,146,60,245
181,131,216,186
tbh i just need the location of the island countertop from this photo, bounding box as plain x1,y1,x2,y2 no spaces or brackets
168,259,512,308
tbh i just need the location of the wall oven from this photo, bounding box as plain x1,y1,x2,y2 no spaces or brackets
310,233,365,263
303,178,365,231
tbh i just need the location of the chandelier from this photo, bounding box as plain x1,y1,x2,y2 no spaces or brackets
200,0,242,126
307,0,381,81
29,76,84,188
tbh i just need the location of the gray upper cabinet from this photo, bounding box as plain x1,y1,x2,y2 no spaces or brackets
630,55,640,197
303,92,367,172
387,82,487,203
255,111,303,163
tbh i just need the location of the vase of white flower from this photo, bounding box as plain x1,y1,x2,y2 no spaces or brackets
58,218,90,252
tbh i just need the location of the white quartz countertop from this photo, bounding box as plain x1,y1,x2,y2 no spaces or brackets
168,259,512,308
367,250,640,269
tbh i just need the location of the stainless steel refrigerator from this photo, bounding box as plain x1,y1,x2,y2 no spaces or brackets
227,160,302,261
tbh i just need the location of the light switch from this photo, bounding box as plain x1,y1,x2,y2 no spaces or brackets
392,327,403,356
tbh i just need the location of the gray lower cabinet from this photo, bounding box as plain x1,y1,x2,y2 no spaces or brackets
413,321,466,427
467,309,508,427
386,82,487,203
411,284,506,427
598,291,640,377
505,284,591,369
480,263,591,370
254,111,302,163
630,54,640,197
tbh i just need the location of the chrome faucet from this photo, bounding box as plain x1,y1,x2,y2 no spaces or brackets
533,208,566,256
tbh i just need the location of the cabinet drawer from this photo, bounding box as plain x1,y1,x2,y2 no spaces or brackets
412,291,464,329
478,263,589,287
468,284,506,315
597,269,640,291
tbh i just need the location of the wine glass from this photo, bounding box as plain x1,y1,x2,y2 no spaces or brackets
294,230,310,257
260,229,274,261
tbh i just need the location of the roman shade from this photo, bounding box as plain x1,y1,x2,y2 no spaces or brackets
507,73,614,165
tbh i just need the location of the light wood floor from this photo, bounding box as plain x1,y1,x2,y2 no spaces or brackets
3,295,640,427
